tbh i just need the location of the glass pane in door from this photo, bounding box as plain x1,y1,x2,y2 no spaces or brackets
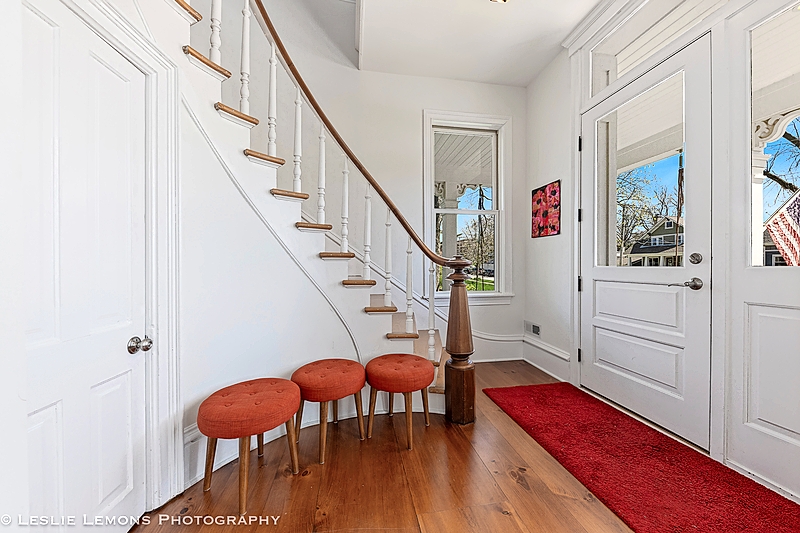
751,5,800,267
595,71,686,267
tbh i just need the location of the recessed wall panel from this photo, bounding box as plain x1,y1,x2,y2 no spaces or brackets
23,4,59,346
28,402,65,533
747,305,800,442
595,328,683,394
90,371,133,511
596,281,683,331
90,54,133,332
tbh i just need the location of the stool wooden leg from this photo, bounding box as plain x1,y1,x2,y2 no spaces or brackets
354,390,365,440
238,437,250,515
319,401,329,464
332,399,339,424
368,386,378,438
285,418,299,475
421,387,430,427
388,392,394,416
257,433,264,457
202,437,217,492
295,399,305,444
404,392,413,450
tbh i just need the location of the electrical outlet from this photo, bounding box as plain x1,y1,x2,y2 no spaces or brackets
524,321,540,336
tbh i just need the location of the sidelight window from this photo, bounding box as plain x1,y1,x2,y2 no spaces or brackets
750,5,800,267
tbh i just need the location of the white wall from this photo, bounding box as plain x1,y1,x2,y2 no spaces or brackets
524,50,574,379
260,0,530,360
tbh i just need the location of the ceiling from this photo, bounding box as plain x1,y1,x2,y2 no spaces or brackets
358,0,603,87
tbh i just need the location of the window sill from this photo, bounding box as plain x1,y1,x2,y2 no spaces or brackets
434,292,514,306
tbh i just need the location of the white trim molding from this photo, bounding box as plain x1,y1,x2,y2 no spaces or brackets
523,334,571,362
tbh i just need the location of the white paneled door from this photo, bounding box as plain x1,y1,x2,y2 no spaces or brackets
725,0,800,499
580,35,712,449
24,0,147,528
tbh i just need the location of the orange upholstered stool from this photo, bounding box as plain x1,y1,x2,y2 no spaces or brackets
197,378,300,515
365,353,435,450
291,358,366,464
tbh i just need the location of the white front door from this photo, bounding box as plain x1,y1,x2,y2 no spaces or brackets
725,0,800,499
580,34,712,449
24,0,148,527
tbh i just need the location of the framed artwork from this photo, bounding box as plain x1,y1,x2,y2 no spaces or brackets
531,180,561,238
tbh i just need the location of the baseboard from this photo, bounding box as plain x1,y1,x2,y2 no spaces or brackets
522,334,571,381
522,334,570,361
725,459,800,505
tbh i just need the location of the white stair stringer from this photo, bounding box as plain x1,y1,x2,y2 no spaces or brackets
135,0,443,416
179,86,442,417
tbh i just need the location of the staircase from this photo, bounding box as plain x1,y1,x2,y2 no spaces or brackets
170,0,474,420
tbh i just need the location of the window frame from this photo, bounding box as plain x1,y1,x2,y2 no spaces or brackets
423,110,513,305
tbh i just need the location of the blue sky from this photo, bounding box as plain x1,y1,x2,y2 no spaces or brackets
649,153,681,190
763,118,800,221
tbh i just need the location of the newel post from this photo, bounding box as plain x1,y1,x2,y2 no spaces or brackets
444,255,475,425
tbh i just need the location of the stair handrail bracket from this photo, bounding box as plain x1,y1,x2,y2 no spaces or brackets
250,0,475,424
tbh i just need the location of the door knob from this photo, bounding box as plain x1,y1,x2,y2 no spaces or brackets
669,277,703,290
128,335,153,354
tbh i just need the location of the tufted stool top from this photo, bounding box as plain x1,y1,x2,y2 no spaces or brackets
291,358,366,402
197,378,300,440
365,353,435,393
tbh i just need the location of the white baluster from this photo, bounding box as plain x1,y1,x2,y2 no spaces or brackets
341,158,349,253
267,44,277,157
363,185,372,280
406,236,414,334
428,260,436,361
384,211,392,307
293,88,303,193
209,0,222,64
239,0,251,114
317,126,326,224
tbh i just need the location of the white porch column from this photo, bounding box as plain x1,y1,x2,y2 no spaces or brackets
752,151,769,266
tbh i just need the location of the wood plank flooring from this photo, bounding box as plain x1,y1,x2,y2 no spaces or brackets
135,361,632,533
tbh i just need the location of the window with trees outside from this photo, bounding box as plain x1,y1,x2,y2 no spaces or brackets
433,128,499,292
596,71,687,268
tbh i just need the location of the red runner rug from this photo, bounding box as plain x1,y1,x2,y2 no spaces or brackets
483,382,800,533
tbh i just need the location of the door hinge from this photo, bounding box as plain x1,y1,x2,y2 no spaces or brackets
577,276,583,292
578,136,583,152
577,208,583,222
577,348,582,362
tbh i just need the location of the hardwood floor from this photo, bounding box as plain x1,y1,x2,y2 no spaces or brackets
135,361,632,533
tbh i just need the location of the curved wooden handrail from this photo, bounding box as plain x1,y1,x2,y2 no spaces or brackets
251,0,467,269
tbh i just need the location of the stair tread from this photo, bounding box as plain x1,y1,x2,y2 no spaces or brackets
271,188,309,200
181,45,231,79
342,279,377,286
174,0,202,22
296,222,332,230
320,251,355,259
215,102,259,126
365,306,398,313
386,332,420,339
244,149,285,166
